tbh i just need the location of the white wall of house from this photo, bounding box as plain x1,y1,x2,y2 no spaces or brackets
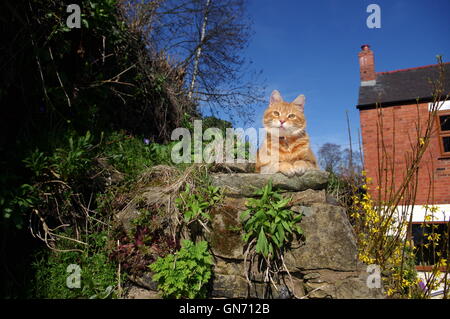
385,204,449,226
409,204,450,222
429,99,450,111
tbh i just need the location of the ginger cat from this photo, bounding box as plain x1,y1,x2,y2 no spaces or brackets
255,90,318,176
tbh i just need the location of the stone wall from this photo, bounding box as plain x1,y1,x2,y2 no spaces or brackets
207,169,384,299
118,166,385,299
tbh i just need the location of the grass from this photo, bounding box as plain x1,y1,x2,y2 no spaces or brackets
30,231,117,299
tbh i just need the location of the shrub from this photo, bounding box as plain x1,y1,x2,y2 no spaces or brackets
102,131,174,180
149,240,213,299
30,231,117,299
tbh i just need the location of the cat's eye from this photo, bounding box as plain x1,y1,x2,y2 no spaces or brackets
288,114,296,119
273,111,280,117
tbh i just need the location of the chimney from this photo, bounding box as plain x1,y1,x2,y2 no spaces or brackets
358,44,376,84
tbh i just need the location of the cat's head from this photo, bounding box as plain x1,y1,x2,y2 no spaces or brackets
263,90,307,137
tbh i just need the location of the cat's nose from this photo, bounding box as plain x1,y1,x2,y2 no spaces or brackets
280,120,285,125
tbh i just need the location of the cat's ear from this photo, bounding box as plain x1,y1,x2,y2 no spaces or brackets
270,90,283,104
292,94,305,112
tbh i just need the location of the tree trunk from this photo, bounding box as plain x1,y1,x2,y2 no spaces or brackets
188,0,211,100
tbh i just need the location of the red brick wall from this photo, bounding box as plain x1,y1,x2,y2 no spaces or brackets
359,102,450,205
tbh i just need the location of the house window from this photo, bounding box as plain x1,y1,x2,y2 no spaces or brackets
437,111,450,156
411,222,449,271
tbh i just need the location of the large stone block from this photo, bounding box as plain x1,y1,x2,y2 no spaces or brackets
284,203,358,272
208,197,247,259
211,170,329,197
209,200,359,272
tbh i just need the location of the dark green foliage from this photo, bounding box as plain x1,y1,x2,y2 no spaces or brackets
31,231,117,299
0,0,232,299
175,182,222,241
24,131,94,183
1,128,182,298
101,131,175,180
0,0,196,227
149,240,214,299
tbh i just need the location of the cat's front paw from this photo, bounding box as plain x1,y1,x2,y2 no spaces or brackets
278,162,296,177
292,161,315,176
294,166,308,176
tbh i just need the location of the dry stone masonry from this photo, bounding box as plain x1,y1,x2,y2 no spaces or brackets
118,164,385,299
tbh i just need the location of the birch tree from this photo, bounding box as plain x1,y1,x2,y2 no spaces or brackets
188,0,211,99
122,0,265,121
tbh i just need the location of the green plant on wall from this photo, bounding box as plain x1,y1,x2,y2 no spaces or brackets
149,239,214,299
241,180,303,258
240,180,304,292
176,184,222,227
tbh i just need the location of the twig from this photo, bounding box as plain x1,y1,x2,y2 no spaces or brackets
299,284,328,299
117,239,122,298
243,238,256,284
48,46,71,108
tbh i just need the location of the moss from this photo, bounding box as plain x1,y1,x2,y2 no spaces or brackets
209,201,243,256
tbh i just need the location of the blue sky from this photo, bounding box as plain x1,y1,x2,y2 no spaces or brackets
208,0,450,154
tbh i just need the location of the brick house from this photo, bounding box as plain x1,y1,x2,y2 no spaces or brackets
356,44,450,272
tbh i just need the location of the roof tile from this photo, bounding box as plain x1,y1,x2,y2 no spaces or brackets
357,63,450,108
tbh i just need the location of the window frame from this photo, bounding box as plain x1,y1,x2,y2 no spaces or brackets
409,221,449,271
436,110,450,157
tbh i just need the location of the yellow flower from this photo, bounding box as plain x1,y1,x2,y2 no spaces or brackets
429,206,439,213
419,137,425,146
437,259,447,267
427,233,441,241
387,288,395,296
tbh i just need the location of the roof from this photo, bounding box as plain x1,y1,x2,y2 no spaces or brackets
357,62,450,109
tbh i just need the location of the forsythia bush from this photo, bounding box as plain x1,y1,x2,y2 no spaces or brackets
349,172,420,298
